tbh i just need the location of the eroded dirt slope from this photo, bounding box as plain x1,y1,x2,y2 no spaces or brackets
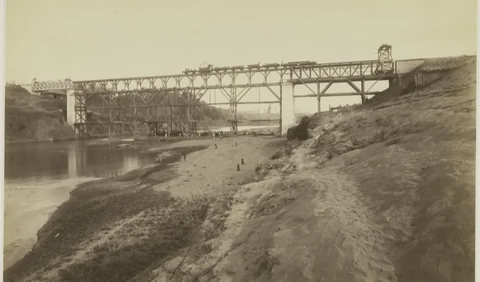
146,59,475,282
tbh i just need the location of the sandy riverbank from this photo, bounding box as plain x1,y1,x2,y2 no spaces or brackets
3,177,99,269
4,136,284,282
146,137,281,199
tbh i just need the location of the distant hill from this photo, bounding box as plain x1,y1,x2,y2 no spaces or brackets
4,84,74,143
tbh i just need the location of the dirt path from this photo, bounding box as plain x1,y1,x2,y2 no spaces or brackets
271,147,396,281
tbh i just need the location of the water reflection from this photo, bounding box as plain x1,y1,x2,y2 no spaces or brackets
5,139,157,181
4,139,158,269
68,145,77,178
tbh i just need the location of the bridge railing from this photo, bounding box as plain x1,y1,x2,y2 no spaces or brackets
31,80,75,92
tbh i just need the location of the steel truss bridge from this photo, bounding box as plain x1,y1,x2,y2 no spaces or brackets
31,45,398,138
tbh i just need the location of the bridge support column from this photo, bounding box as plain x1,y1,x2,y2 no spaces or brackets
316,82,321,113
280,82,294,136
361,79,366,104
291,84,295,120
279,83,283,135
66,89,76,127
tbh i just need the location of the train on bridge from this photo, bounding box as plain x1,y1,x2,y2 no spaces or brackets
182,60,323,75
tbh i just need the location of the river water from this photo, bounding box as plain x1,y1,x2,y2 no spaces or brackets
3,138,158,269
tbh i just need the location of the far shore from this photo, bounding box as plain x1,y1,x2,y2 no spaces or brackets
5,124,282,145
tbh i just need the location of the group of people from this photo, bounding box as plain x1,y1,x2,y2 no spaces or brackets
150,130,226,139
199,131,224,139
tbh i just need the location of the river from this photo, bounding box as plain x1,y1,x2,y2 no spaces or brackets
3,138,158,269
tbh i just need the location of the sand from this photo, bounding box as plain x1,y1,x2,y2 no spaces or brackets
151,137,280,198
3,177,97,269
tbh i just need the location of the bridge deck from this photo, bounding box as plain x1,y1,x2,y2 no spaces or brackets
144,119,280,123
287,73,398,85
31,59,396,92
73,59,388,83
73,121,129,125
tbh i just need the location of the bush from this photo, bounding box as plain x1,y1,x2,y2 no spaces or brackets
286,116,310,141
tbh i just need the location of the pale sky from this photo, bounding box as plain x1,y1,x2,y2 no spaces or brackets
5,0,478,113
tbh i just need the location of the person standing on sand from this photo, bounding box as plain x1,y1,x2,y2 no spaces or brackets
183,153,186,161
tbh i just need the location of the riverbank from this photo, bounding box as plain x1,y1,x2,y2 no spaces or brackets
4,124,279,145
4,135,104,145
4,136,284,282
4,137,161,269
3,177,100,269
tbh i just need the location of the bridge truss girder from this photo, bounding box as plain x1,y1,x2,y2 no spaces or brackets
289,61,397,112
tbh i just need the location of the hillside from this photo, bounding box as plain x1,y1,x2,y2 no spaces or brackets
4,85,75,143
3,85,271,142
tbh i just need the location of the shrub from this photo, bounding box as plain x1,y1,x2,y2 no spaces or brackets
286,116,310,141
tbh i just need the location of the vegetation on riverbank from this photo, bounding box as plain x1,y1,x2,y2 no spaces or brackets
4,84,74,143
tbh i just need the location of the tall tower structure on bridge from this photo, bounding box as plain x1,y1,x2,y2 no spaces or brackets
378,44,394,74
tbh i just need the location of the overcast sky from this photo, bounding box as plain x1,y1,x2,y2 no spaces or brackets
5,0,477,113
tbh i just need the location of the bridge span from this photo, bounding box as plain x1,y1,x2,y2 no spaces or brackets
30,44,401,138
